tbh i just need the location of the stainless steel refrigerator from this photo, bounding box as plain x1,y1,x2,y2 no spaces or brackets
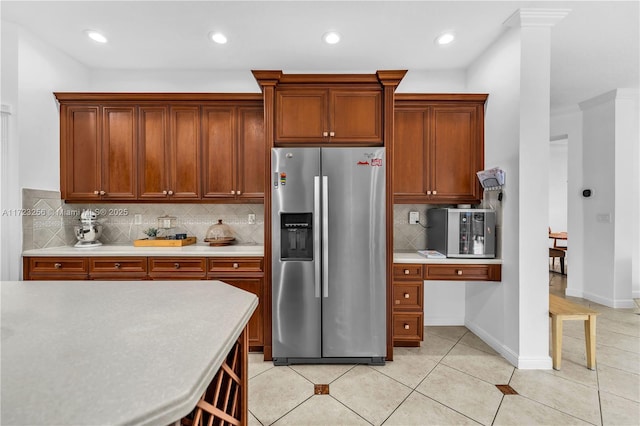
271,147,386,365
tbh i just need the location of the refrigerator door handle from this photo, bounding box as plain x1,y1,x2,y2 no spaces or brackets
314,176,321,298
322,175,329,298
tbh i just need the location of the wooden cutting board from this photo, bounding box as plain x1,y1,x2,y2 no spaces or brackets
133,237,196,247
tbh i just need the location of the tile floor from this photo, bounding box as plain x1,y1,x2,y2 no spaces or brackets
247,268,640,425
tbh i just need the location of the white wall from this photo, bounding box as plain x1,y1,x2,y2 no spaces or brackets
0,20,90,279
465,26,521,365
550,108,584,297
548,139,568,234
579,90,637,308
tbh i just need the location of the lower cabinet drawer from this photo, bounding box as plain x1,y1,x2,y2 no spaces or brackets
393,282,423,311
208,257,263,274
90,257,148,279
424,264,501,281
148,257,206,279
26,257,88,279
393,313,424,342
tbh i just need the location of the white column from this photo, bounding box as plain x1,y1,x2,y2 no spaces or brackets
505,8,569,368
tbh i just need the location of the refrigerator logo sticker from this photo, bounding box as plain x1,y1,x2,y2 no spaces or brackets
280,172,287,186
357,161,370,166
371,158,383,167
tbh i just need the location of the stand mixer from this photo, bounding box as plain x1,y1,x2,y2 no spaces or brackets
74,209,103,247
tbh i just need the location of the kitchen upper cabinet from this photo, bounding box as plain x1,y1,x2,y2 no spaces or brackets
393,95,487,204
275,88,382,144
60,105,137,200
202,104,265,201
139,105,201,200
56,93,264,203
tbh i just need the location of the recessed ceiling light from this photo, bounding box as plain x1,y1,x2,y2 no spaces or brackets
435,32,455,45
209,32,228,44
85,30,107,44
322,31,341,45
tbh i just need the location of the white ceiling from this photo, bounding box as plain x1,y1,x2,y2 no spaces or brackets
2,1,638,110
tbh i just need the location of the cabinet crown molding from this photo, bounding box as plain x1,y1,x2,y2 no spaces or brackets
54,93,263,103
252,70,407,87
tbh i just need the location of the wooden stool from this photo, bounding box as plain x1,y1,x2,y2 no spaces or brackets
549,248,566,274
548,294,599,370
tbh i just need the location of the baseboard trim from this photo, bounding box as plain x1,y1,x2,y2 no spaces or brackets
582,291,636,309
465,322,553,370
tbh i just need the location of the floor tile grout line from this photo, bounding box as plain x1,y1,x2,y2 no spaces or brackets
435,360,515,390
408,389,486,425
490,394,505,426
327,394,375,426
455,339,501,356
267,393,316,426
502,391,602,426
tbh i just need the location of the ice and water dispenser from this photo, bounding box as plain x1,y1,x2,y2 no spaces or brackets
280,213,313,260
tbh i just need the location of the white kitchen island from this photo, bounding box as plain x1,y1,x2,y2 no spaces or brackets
1,280,258,425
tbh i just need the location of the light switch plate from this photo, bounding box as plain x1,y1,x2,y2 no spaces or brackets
248,213,256,224
134,214,142,225
409,211,420,225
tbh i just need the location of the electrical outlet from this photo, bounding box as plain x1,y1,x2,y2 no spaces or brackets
409,211,420,225
134,214,142,225
248,213,256,224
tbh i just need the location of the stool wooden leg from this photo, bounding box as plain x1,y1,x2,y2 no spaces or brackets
551,315,563,370
585,315,597,370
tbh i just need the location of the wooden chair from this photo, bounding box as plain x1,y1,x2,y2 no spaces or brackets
549,247,566,274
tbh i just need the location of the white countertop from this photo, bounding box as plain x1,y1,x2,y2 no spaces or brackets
23,243,264,257
1,280,258,426
393,251,502,264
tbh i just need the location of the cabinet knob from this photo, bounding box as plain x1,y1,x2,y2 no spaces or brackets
329,131,335,137
167,190,174,196
233,263,239,269
54,263,62,269
395,300,400,305
404,324,410,330
94,190,100,195
162,190,168,195
174,263,180,269
404,269,410,275
457,270,463,276
404,293,410,299
231,190,236,195
114,263,121,269
237,190,241,195
432,190,437,195
99,190,106,196
322,131,328,137
426,190,432,195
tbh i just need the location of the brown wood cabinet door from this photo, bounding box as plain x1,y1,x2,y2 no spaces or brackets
330,89,382,143
138,105,170,199
102,106,137,199
430,105,483,203
275,89,327,143
60,105,101,200
237,106,265,200
169,106,201,199
202,107,235,200
219,277,264,348
393,108,430,201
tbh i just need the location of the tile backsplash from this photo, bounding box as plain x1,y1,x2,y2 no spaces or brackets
22,188,264,250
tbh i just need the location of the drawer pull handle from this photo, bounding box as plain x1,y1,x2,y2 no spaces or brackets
233,263,239,269
114,263,121,269
54,263,62,269
457,270,463,275
404,293,410,299
174,263,180,269
404,324,410,330
404,269,410,275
